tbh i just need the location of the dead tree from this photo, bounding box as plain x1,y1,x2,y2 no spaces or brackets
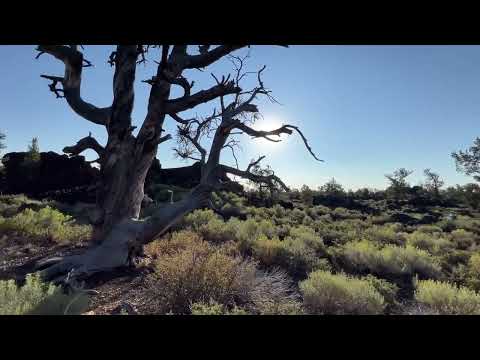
34,45,320,282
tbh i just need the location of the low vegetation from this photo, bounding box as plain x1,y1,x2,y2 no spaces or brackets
0,205,91,244
0,273,90,315
414,279,480,315
1,179,480,315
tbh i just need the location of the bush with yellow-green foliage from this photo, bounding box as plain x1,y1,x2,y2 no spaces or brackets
416,225,443,234
465,253,480,291
0,273,90,315
363,224,406,246
190,301,249,315
251,234,284,267
180,209,278,249
438,216,480,234
405,231,452,255
300,270,386,315
277,226,326,277
246,225,328,279
0,206,91,244
363,275,399,310
145,230,300,314
449,229,478,250
340,240,442,279
312,219,366,246
414,279,480,315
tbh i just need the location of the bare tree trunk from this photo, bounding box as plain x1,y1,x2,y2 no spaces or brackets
92,139,156,241
34,45,314,284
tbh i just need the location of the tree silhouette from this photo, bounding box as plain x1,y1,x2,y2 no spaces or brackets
452,137,480,182
34,45,321,282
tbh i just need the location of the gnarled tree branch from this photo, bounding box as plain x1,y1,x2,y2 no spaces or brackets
37,45,111,126
62,134,105,158
166,80,241,114
220,162,289,192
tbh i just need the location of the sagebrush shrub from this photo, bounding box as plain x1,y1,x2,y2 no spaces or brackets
340,240,441,279
251,234,284,266
363,275,399,308
449,229,477,250
414,279,480,315
190,301,248,315
0,206,91,244
146,231,300,314
148,239,257,314
300,270,385,315
466,253,480,291
0,274,90,315
416,225,443,234
364,224,406,246
277,226,326,277
406,231,451,255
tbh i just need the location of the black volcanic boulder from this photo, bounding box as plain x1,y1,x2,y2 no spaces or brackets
418,213,440,225
2,152,244,203
389,212,418,225
1,151,99,199
145,160,202,189
145,159,243,192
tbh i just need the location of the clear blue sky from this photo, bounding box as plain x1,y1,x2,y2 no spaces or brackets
0,45,477,190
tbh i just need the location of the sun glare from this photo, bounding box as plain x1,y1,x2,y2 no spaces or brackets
252,116,288,149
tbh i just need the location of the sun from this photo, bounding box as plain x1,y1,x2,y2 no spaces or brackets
252,116,288,148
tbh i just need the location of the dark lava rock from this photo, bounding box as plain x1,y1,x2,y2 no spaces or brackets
389,212,418,225
1,151,99,202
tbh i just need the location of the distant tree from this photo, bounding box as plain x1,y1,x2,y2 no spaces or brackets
0,131,5,174
25,137,41,164
423,169,444,199
300,184,314,206
452,137,480,182
0,131,5,153
385,168,413,201
320,178,345,196
459,183,480,209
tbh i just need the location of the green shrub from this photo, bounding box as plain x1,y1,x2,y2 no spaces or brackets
364,224,406,246
406,231,451,255
363,275,399,308
340,241,441,279
232,217,277,252
0,206,91,244
449,229,477,250
416,225,443,234
190,301,248,315
148,236,257,314
0,273,90,315
313,219,364,246
415,279,480,315
277,226,326,277
290,208,306,224
182,209,219,230
300,270,385,315
466,253,480,291
251,234,284,266
146,231,299,314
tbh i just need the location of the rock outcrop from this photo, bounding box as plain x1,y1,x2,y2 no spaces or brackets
1,152,99,202
1,152,244,203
